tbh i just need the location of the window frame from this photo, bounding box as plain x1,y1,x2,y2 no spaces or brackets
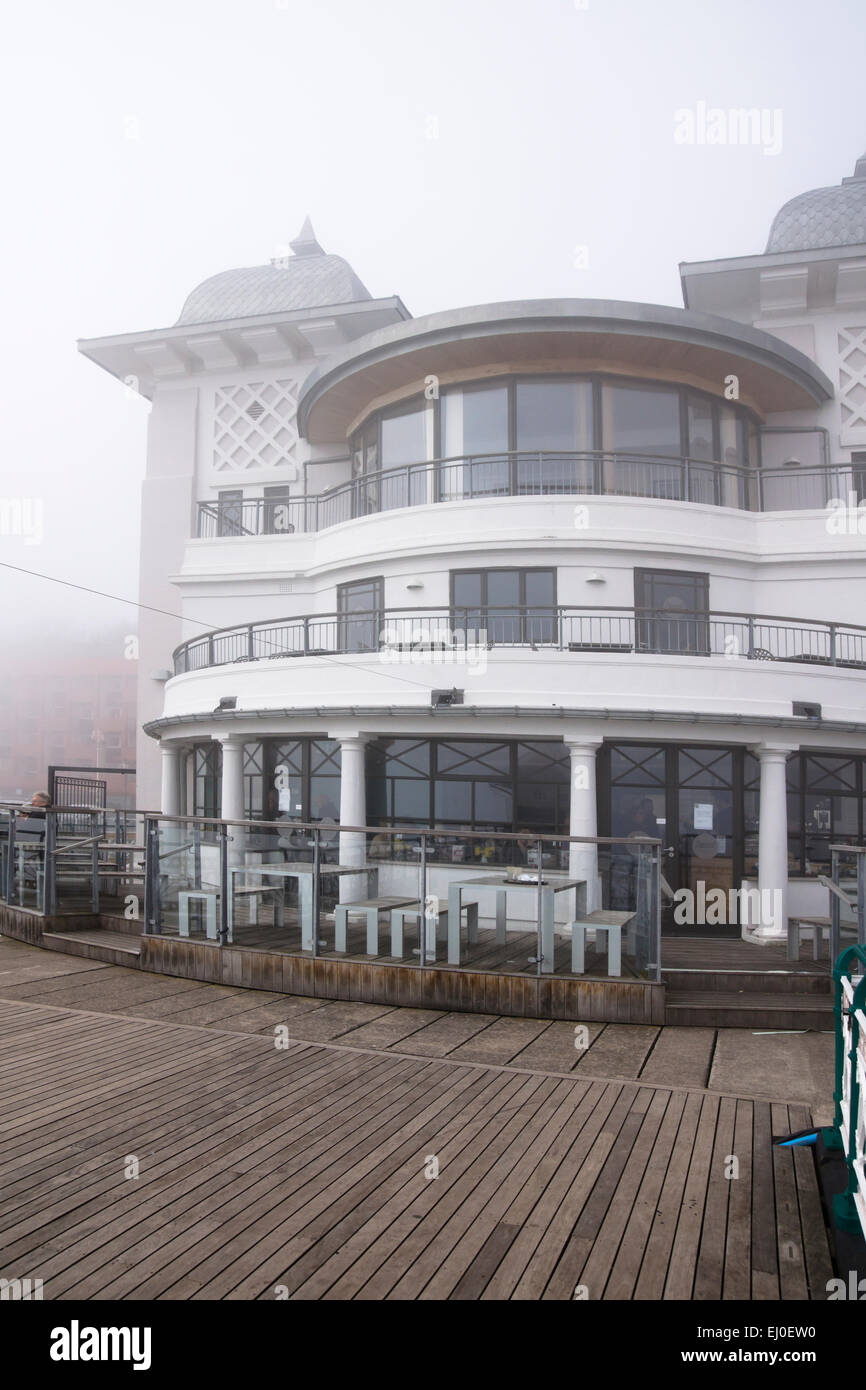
450,566,558,645
634,567,710,655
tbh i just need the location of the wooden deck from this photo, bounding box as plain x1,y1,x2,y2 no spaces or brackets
0,933,835,1300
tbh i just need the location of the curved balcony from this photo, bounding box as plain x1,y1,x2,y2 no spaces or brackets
196,453,859,538
173,603,866,676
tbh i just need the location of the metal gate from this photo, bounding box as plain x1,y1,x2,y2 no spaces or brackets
53,774,107,835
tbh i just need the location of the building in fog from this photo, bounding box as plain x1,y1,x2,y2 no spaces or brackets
78,155,866,940
0,651,137,805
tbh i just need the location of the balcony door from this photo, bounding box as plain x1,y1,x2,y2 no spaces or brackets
451,568,556,645
337,577,384,653
635,568,710,655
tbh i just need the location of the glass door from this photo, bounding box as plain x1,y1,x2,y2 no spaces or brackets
674,747,738,936
604,742,743,935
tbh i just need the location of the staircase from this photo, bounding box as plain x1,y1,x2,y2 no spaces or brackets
663,966,833,1029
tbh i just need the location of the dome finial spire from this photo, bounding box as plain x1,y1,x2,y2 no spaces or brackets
290,216,324,257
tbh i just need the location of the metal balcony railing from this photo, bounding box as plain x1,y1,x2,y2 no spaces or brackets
171,604,866,675
195,453,864,538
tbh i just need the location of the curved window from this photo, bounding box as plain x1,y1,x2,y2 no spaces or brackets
441,385,509,497
349,374,756,506
516,380,594,491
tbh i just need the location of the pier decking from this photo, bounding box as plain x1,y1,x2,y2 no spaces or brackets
0,933,835,1300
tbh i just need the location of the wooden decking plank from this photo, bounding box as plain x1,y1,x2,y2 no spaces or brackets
87,1054,497,1300
722,1099,753,1300
269,1072,561,1302
479,1081,617,1300
257,1068,532,1300
416,1079,590,1300
543,1087,663,1300
603,1089,688,1300
771,1100,809,1301
154,1065,524,1302
508,1082,635,1300
0,1021,264,1162
0,1022,308,1182
750,1100,781,1300
360,1076,565,1302
40,1051,445,1296
692,1094,736,1300
0,1043,382,1259
787,1103,834,1299
0,928,839,1303
661,1093,720,1300
310,1075,555,1303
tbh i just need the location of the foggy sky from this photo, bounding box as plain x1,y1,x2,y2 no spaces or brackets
1,0,864,655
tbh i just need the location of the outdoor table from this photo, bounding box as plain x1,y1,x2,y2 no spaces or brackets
228,861,377,947
447,874,586,972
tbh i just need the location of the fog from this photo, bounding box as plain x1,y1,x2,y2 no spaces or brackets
0,0,863,660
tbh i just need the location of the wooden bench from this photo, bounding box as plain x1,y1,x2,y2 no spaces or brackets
569,909,636,976
334,896,419,955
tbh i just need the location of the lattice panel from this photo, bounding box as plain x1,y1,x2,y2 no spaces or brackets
838,327,866,431
212,379,300,471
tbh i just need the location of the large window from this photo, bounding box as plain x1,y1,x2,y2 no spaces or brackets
441,384,509,497
451,568,557,644
193,744,221,818
785,752,866,876
349,373,754,510
337,577,384,653
515,380,595,492
603,383,682,499
243,738,342,824
367,738,571,854
634,568,709,655
368,397,431,512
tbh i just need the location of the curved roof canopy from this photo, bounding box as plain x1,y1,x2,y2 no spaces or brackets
297,299,834,443
766,152,866,254
176,217,372,326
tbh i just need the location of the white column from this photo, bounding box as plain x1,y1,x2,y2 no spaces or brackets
752,743,795,939
566,739,602,912
335,735,369,902
160,743,182,817
219,735,246,866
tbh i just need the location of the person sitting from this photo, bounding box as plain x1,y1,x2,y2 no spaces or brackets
20,790,50,820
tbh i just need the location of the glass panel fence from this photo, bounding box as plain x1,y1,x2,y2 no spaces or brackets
140,819,661,982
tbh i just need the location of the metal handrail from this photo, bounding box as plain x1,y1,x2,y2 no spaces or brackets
171,602,866,674
195,453,861,538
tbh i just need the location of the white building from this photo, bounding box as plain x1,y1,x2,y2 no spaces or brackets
79,158,866,943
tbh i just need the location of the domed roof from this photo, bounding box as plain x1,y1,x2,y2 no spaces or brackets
176,218,372,326
766,152,866,253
